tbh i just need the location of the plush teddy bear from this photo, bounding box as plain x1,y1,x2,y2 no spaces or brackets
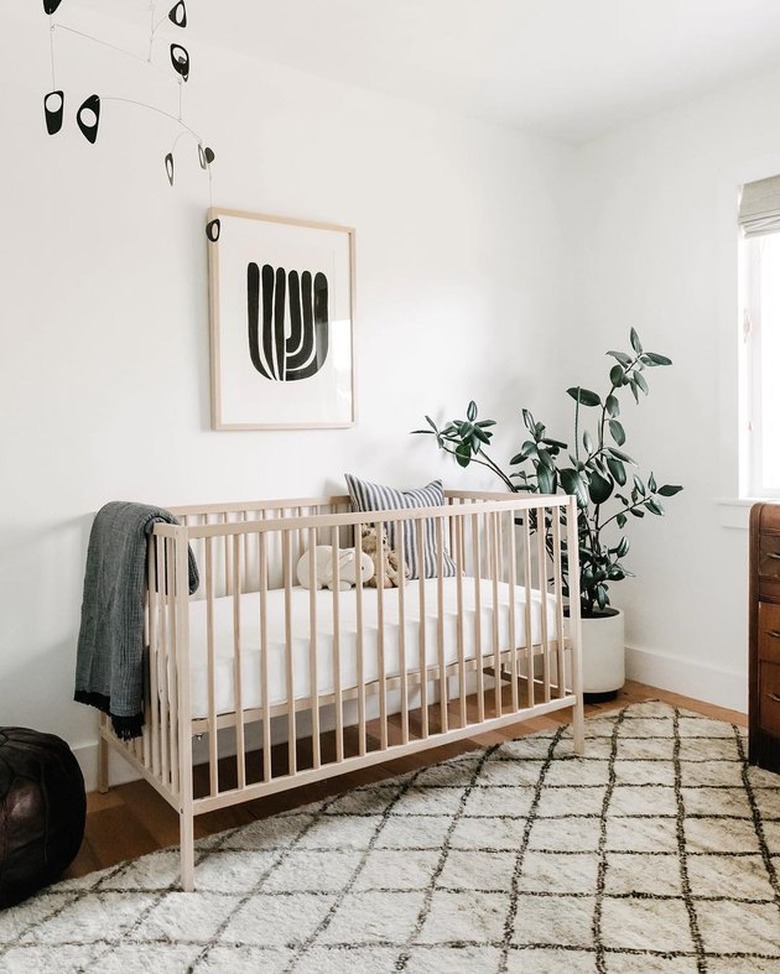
296,545,375,591
360,525,410,588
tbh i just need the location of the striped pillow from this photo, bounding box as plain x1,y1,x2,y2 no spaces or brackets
344,474,458,579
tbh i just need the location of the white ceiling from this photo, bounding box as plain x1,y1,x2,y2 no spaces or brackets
72,0,780,143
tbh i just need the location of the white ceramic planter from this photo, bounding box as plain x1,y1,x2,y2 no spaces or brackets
566,609,625,700
581,609,625,698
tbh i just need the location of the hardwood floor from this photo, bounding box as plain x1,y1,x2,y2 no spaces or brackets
64,681,746,880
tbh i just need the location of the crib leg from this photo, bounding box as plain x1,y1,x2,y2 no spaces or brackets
180,807,195,892
572,696,585,756
97,731,109,794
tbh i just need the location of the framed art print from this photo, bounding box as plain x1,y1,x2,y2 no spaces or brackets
207,208,356,429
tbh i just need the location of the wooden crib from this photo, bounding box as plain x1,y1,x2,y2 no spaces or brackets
97,490,584,890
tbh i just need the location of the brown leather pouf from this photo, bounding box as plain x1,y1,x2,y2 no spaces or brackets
0,727,86,908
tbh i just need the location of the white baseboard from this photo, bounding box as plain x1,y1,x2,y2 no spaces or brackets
625,644,747,714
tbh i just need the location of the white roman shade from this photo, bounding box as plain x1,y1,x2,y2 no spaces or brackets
739,175,780,237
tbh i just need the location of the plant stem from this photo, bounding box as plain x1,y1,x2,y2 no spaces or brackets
438,444,515,491
592,352,641,546
574,395,580,466
599,494,651,530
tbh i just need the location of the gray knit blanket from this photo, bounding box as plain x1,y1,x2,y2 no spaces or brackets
74,501,199,740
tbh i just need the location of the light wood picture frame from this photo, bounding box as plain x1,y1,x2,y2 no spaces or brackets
207,208,356,430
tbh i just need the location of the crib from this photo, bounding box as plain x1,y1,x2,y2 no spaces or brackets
97,489,584,890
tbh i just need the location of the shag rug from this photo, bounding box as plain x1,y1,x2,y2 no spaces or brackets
1,702,779,973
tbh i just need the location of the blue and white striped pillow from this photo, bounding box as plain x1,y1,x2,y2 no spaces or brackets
344,474,458,579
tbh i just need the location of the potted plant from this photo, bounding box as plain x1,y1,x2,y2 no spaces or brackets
414,329,682,701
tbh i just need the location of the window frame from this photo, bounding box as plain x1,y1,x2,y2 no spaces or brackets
741,233,780,499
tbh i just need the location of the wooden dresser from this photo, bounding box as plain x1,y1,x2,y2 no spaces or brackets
749,502,780,772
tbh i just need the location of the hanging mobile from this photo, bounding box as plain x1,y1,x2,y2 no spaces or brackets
43,3,217,239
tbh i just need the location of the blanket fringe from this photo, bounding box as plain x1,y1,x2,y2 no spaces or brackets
74,690,143,741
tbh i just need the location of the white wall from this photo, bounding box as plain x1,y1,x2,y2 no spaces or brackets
573,66,780,710
0,5,575,777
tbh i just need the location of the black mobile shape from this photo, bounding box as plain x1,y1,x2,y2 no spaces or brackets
168,1,187,28
197,145,215,170
247,263,329,381
44,90,65,135
76,94,100,144
205,218,220,242
170,44,190,82
164,152,175,186
43,0,63,14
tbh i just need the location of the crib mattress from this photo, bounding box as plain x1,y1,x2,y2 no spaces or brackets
186,577,559,719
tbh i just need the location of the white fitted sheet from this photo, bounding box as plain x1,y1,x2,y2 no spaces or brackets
187,577,558,719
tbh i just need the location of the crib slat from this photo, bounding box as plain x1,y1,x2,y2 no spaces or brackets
507,511,519,713
566,495,586,754
297,507,305,560
166,537,180,795
173,526,195,890
147,540,161,779
232,535,246,790
377,524,388,750
455,515,467,728
242,511,250,596
491,512,502,718
157,536,170,788
552,507,565,697
523,515,534,709
222,512,230,595
355,526,366,756
259,533,271,783
537,506,551,703
436,517,448,735
331,526,344,763
308,527,321,770
397,525,409,746
283,530,296,776
142,570,151,769
206,535,218,796
416,520,428,739
472,513,485,725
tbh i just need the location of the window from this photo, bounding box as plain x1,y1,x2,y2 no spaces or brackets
739,176,780,497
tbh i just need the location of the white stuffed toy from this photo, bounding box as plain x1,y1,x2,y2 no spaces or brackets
296,545,375,591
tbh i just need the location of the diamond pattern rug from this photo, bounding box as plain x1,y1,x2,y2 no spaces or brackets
1,701,779,973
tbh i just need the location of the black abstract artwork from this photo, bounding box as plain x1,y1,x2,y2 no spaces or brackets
44,90,65,134
43,0,63,13
164,152,175,186
205,218,221,242
247,264,329,381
